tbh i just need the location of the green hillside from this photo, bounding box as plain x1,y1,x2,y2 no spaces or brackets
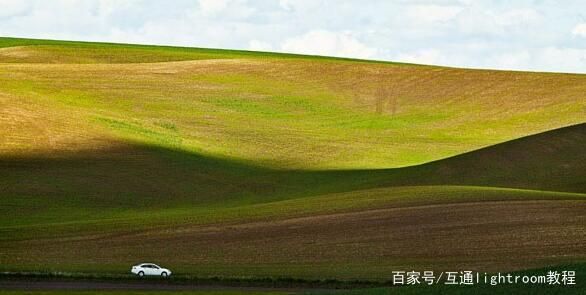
1,37,584,169
0,37,584,281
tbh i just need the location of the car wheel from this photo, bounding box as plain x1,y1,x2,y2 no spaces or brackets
161,272,168,277
138,271,144,277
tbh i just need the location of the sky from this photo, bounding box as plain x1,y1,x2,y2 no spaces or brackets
1,0,585,73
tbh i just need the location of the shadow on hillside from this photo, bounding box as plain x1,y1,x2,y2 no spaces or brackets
1,123,584,211
392,122,586,193
0,143,385,209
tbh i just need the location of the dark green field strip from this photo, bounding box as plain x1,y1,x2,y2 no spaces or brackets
0,185,584,241
0,263,584,293
0,270,371,293
0,293,286,295
0,263,584,294
0,37,413,65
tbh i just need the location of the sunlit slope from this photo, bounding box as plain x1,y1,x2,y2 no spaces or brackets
1,37,585,169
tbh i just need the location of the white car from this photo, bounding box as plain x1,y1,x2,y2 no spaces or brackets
131,263,172,277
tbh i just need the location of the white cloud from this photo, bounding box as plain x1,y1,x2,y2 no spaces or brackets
533,47,586,73
572,23,586,37
0,0,32,18
279,0,293,11
248,39,273,51
455,7,542,37
491,50,532,69
96,0,141,16
493,9,541,26
396,49,446,65
0,1,585,73
406,5,463,23
281,30,377,59
198,0,230,15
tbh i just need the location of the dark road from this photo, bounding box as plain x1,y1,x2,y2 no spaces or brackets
0,279,306,293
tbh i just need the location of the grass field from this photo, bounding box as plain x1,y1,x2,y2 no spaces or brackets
0,292,286,295
0,263,583,294
0,37,585,285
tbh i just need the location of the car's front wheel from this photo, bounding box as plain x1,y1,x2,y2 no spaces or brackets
138,271,144,277
161,272,168,278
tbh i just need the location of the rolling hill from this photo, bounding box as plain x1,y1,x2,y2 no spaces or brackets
0,37,584,280
1,37,585,169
